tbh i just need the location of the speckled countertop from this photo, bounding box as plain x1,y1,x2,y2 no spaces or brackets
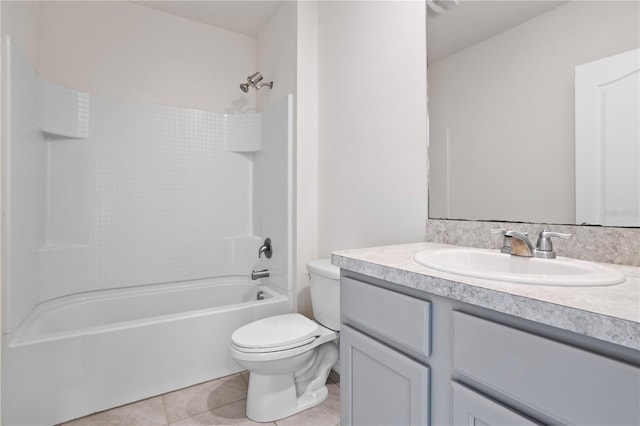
332,242,640,351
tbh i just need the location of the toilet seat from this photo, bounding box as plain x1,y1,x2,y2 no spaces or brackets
231,313,321,353
230,314,337,363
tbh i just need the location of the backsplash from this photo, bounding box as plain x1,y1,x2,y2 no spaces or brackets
425,219,640,267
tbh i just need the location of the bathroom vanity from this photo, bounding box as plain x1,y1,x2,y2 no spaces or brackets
333,243,640,425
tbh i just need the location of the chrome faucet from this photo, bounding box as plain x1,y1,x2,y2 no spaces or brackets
251,269,270,280
504,229,572,259
491,228,513,254
504,230,536,257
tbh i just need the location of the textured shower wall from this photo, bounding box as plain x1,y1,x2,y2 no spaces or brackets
4,40,46,332
253,96,293,297
5,42,288,332
39,97,256,302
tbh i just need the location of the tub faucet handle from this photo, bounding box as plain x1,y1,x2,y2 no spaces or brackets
258,238,272,259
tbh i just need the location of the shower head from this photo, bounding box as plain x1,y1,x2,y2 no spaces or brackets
239,72,273,93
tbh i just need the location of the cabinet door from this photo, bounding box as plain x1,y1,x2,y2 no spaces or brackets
452,382,539,426
340,325,430,426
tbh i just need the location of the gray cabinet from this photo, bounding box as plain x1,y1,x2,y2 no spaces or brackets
453,311,640,425
341,276,432,358
340,325,430,426
340,272,640,426
341,277,432,425
451,382,538,426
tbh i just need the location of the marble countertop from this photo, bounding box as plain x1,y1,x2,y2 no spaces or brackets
332,242,640,351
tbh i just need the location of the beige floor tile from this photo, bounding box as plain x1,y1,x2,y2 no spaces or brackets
275,383,340,426
170,399,272,426
60,396,167,426
240,370,250,384
163,373,248,423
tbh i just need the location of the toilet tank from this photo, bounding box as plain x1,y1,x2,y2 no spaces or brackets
307,259,340,331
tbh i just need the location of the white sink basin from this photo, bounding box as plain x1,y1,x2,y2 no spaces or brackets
413,248,626,286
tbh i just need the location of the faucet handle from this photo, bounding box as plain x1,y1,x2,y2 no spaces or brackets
258,238,272,259
536,230,572,254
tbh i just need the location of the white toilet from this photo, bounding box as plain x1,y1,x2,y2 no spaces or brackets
229,259,340,422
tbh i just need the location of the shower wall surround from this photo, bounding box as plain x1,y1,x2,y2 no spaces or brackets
4,40,291,333
4,40,46,334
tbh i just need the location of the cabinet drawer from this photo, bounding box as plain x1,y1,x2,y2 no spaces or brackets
342,277,431,357
452,382,538,426
453,311,640,425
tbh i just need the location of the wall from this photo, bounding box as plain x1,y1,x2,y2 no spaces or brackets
38,1,256,113
294,1,319,317
428,1,639,224
0,1,39,68
317,1,428,256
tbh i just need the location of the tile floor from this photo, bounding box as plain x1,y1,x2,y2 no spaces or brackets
61,371,341,426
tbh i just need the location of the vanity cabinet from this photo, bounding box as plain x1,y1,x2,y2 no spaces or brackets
340,273,640,426
340,276,431,425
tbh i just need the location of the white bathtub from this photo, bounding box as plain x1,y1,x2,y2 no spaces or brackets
2,277,289,425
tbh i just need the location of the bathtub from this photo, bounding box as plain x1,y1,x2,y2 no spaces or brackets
2,277,289,425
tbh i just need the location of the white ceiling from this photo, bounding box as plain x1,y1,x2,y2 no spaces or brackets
427,1,570,63
134,1,568,60
133,1,284,37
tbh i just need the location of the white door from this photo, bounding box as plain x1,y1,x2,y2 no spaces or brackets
575,48,640,226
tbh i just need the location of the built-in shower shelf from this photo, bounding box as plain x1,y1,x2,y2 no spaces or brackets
39,79,90,139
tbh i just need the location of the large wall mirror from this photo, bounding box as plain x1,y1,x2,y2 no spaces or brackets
427,0,639,227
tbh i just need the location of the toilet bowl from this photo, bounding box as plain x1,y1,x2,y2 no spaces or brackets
229,259,340,422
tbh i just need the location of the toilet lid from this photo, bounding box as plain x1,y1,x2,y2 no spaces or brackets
231,313,320,350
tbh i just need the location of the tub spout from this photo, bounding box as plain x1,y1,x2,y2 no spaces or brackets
251,269,270,280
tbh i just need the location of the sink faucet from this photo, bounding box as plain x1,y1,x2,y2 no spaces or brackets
504,230,536,257
504,229,572,259
490,228,513,254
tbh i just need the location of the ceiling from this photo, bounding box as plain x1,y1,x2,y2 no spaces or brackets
133,1,284,37
134,1,568,59
427,1,570,63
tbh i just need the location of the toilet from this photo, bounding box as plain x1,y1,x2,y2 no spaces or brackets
229,259,340,422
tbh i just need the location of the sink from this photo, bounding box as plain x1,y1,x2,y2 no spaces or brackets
413,248,626,286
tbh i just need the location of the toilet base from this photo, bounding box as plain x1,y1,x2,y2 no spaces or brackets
245,343,338,422
246,373,330,423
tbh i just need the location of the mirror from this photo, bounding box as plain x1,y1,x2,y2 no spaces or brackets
427,0,639,226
